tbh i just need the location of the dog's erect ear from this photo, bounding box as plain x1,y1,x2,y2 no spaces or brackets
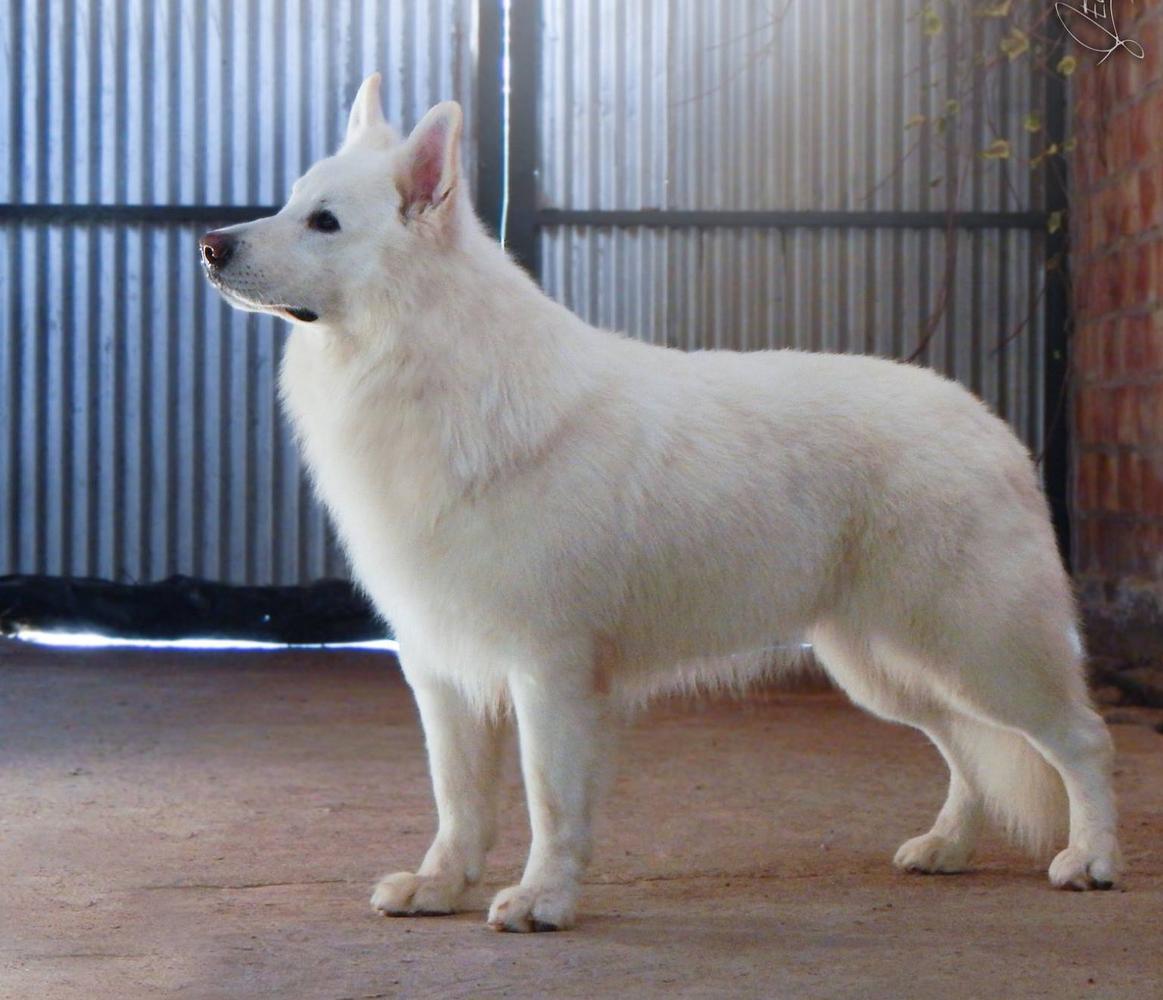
344,72,386,147
396,101,462,222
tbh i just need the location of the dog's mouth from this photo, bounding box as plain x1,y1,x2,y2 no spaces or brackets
212,284,318,324
281,306,319,323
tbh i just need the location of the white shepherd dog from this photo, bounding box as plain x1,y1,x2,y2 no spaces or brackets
200,74,1120,931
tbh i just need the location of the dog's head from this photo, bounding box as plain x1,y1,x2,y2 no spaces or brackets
199,73,464,328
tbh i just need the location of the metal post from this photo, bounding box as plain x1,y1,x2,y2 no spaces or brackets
1044,56,1072,568
474,0,541,278
505,0,542,279
475,0,504,241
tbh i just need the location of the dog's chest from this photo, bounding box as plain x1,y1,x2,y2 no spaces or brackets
279,337,448,548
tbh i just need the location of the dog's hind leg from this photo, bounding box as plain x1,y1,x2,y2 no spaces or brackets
891,720,986,874
811,628,987,873
924,621,1119,890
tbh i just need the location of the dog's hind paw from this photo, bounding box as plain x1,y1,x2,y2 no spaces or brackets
486,882,577,932
893,832,973,874
371,871,464,916
1048,844,1119,891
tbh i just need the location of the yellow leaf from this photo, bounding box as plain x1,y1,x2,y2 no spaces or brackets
1024,113,1042,133
1030,142,1061,169
980,138,1012,160
1057,55,1077,76
978,0,1012,16
1000,27,1029,60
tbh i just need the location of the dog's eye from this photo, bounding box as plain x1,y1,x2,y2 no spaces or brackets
307,209,340,233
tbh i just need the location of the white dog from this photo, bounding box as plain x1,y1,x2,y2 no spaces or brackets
200,74,1120,931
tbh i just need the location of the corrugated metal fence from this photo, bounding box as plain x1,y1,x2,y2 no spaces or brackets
1,0,1061,588
535,0,1053,446
1,0,476,584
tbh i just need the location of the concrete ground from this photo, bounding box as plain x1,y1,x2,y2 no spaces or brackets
1,640,1160,1000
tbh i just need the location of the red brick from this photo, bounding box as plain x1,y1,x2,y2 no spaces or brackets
1115,385,1139,443
1142,17,1162,82
1099,189,1121,250
1141,168,1163,234
1143,455,1163,517
1114,49,1133,103
1100,63,1118,110
1123,450,1144,512
1075,385,1088,443
1073,260,1094,315
1098,260,1116,317
1122,173,1142,236
1111,38,1149,104
1125,523,1152,577
1141,383,1163,443
1123,313,1150,371
1100,451,1121,510
1079,386,1112,441
1139,383,1158,444
1075,322,1103,379
1130,245,1152,304
1103,320,1123,378
1138,167,1158,228
1094,516,1123,572
1078,450,1099,512
1146,89,1163,156
1109,248,1128,310
1150,384,1163,443
1130,103,1151,163
1109,113,1131,171
1078,517,1099,574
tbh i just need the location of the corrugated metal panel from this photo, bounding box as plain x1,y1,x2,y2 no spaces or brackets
539,226,1045,449
0,0,476,582
539,0,1043,213
537,0,1049,455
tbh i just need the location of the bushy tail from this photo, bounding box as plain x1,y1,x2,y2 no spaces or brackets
948,715,1069,856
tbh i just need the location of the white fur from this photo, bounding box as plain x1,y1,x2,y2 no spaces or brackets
203,77,1121,931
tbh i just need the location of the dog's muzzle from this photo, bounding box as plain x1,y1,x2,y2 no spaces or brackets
198,230,318,323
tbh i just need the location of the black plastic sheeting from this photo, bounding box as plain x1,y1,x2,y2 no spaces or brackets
0,575,388,644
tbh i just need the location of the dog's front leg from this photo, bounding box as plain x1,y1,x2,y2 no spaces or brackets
487,667,606,932
372,676,503,916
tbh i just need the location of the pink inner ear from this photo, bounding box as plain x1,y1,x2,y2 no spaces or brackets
411,123,447,204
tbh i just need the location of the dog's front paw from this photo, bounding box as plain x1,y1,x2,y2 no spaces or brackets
1048,842,1119,891
486,882,577,932
893,832,973,874
371,871,465,916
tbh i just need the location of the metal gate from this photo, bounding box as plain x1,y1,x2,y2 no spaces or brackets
1,0,1069,594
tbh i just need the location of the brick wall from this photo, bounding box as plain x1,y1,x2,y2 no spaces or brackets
1069,0,1163,701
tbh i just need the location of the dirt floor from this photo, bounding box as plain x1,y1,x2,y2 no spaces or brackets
1,640,1160,1000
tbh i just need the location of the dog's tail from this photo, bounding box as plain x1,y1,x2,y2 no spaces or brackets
948,715,1069,856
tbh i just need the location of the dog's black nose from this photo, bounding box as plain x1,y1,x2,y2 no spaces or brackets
199,231,235,270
